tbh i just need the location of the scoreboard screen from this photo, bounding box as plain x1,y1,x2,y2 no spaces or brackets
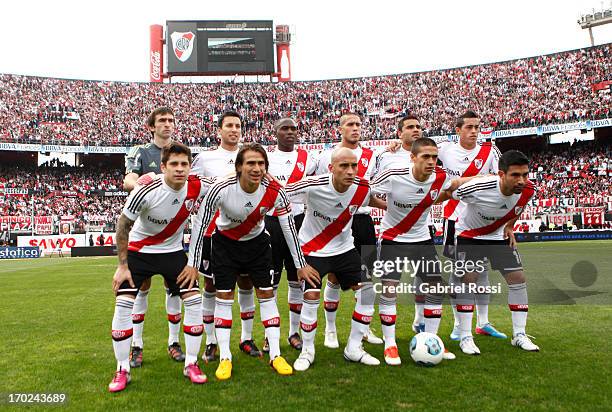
166,20,275,75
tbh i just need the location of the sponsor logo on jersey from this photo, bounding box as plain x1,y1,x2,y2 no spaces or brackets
172,199,180,205
474,159,483,169
417,188,424,194
477,212,496,222
184,199,195,211
228,159,234,164
297,162,305,172
228,215,244,224
244,201,253,208
463,157,469,161
500,204,508,209
313,210,333,223
149,161,157,168
393,200,413,209
147,216,169,225
446,169,461,177
170,31,195,62
335,202,343,208
275,175,287,181
285,160,292,164
430,189,439,200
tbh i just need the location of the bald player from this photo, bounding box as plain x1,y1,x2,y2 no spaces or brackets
285,147,387,370
314,113,383,348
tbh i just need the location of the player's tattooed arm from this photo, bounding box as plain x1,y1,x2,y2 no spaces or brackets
112,214,136,293
116,214,135,266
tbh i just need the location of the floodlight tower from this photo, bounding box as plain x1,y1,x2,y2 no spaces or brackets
578,2,612,46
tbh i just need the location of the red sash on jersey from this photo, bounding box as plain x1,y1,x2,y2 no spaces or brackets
204,211,220,237
128,176,201,252
381,168,446,241
219,180,282,241
357,147,374,178
459,182,534,239
272,149,308,217
443,142,492,219
301,179,369,256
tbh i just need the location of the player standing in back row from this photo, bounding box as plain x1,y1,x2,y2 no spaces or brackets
437,110,506,346
265,118,316,352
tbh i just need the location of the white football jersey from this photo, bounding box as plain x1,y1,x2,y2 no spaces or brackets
123,175,214,254
314,145,376,215
189,176,305,269
372,147,413,178
191,146,238,178
371,167,451,242
267,148,316,216
285,174,371,257
438,141,500,220
453,175,535,240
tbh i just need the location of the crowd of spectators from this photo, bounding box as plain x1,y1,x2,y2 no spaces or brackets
0,43,610,147
529,141,611,206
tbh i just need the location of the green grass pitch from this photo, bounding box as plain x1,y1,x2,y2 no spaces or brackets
0,241,610,411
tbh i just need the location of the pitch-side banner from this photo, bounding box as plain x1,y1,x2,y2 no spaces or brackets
18,234,86,253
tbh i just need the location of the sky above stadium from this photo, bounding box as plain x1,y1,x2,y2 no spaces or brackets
2,0,611,82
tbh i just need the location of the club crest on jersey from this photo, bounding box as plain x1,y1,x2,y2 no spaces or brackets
361,158,369,167
514,206,523,215
430,189,439,200
297,162,305,172
259,207,269,215
474,159,483,169
170,31,195,62
184,199,195,211
349,205,358,215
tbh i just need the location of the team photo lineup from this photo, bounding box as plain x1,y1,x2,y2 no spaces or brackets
107,107,541,392
1,5,611,409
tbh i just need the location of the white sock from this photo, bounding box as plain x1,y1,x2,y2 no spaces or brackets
413,275,424,326
131,289,148,348
214,297,233,361
260,297,281,359
166,289,182,346
456,302,475,339
475,269,491,327
508,283,528,336
347,284,374,352
238,287,255,342
300,298,319,351
202,291,217,345
379,295,397,348
112,296,134,372
182,294,203,366
288,281,302,337
424,293,443,335
323,281,340,333
449,274,461,329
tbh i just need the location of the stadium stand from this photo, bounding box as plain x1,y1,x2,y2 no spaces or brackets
0,43,610,147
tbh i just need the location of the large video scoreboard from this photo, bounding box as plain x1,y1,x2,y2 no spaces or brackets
166,20,275,75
